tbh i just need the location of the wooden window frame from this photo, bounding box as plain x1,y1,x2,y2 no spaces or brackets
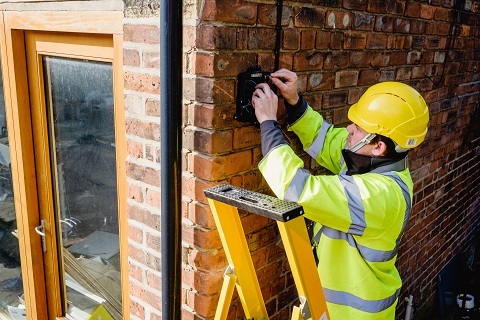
0,11,128,320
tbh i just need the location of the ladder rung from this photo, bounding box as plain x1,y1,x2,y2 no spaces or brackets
204,184,304,222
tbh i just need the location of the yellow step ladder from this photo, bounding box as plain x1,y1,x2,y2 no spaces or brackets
204,184,330,320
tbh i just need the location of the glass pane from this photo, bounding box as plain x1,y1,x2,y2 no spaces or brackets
43,56,121,319
0,66,25,318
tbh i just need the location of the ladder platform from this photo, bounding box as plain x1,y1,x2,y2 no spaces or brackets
204,184,304,222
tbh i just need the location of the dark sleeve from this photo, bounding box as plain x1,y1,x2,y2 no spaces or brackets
260,120,287,156
284,95,308,124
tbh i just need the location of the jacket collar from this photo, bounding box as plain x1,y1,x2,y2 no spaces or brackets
341,149,408,175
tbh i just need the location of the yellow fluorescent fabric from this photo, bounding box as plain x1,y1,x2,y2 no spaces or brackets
259,105,414,320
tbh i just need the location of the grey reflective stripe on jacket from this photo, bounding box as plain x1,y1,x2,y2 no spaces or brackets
306,120,332,159
323,288,401,313
339,175,366,236
321,227,400,262
284,168,310,202
312,171,412,263
285,171,368,236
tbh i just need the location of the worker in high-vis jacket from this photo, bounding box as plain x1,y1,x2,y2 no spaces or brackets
251,69,429,320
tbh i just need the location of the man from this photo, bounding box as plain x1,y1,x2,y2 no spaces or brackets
251,69,429,320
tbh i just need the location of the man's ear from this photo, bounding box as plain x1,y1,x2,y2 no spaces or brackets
371,141,387,156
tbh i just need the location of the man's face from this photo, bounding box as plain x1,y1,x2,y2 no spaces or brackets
346,123,375,155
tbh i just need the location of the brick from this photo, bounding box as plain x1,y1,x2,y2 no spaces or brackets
315,30,330,49
323,51,350,70
124,94,143,115
127,139,143,159
386,0,405,15
375,16,395,32
335,70,359,88
389,51,407,65
183,268,223,295
293,51,323,71
194,103,236,130
343,32,366,50
353,13,375,31
130,300,146,319
188,201,216,229
146,98,159,117
127,158,160,187
358,69,380,86
258,52,292,71
379,69,396,82
368,0,387,13
294,7,325,28
420,5,435,19
186,290,219,318
325,10,352,29
405,2,421,17
194,128,233,154
394,18,411,33
182,175,218,204
410,20,426,34
202,0,257,24
128,224,143,245
249,27,277,50
343,0,367,10
237,27,248,50
323,90,348,108
191,150,252,181
407,51,422,64
434,7,450,22
233,126,261,150
258,3,292,26
366,33,387,49
124,72,160,95
125,118,160,141
124,24,160,44
350,51,372,68
330,32,344,49
128,204,160,229
195,25,237,50
283,28,300,50
241,170,264,190
145,188,160,209
124,48,140,67
396,66,412,80
300,30,316,50
128,184,144,203
193,52,258,77
182,223,222,250
195,78,235,104
309,72,335,91
187,248,227,271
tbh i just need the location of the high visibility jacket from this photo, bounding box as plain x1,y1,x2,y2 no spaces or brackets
259,107,413,320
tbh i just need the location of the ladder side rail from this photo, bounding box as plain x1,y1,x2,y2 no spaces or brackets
207,198,269,319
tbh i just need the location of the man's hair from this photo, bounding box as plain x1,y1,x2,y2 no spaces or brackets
370,135,398,157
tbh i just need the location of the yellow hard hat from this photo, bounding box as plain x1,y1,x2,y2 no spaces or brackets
348,81,429,151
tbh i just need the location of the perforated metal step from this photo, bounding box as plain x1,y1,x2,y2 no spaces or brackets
204,184,304,222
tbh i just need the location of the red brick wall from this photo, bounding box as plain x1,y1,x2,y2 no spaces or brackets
123,16,162,320
180,0,480,319
121,1,480,319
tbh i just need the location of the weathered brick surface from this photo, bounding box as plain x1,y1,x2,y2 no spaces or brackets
124,2,480,320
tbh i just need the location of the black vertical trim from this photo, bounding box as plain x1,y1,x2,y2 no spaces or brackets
160,0,182,318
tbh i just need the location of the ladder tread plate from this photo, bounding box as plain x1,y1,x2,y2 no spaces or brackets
204,184,304,222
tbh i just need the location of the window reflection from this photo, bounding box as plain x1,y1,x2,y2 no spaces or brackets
43,56,121,319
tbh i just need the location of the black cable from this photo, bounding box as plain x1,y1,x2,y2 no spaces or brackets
274,0,283,72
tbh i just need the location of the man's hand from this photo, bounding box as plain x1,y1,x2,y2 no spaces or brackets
269,69,299,105
252,83,278,124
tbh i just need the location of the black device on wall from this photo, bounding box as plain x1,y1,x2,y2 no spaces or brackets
234,0,283,126
234,66,271,125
